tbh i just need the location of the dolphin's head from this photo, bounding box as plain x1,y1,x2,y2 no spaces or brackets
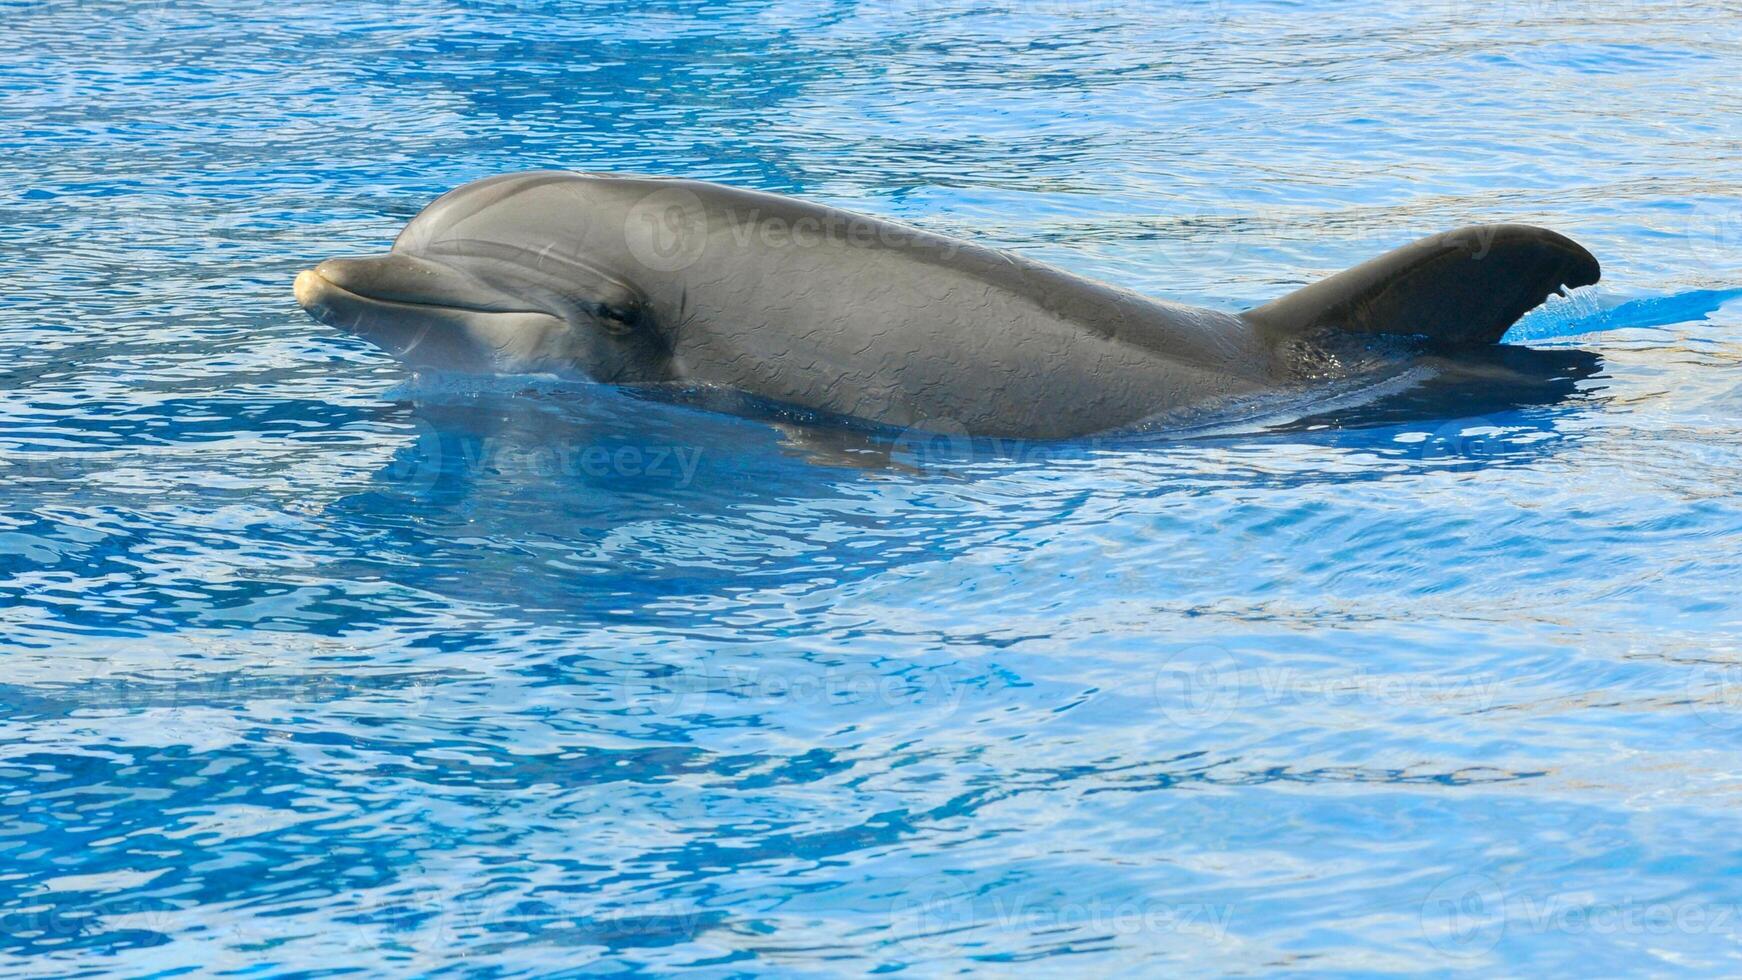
294,172,674,380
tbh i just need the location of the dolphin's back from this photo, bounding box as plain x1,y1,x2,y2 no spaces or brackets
608,177,1276,438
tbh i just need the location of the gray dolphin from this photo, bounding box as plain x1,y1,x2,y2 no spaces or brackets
294,171,1600,439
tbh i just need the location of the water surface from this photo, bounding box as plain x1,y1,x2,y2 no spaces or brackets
2,0,1742,974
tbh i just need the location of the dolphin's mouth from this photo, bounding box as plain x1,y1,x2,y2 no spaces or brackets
294,256,567,371
295,254,548,318
292,268,547,322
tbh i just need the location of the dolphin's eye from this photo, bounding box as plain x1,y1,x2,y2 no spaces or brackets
596,303,637,335
588,280,647,336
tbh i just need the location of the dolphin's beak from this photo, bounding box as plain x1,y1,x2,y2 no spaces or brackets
294,253,567,372
297,253,536,314
292,268,334,310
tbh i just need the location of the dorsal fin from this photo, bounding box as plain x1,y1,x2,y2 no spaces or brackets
1242,224,1601,348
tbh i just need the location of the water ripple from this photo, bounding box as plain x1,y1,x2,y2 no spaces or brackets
3,0,1742,974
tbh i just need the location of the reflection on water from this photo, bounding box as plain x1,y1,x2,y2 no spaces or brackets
4,0,1742,974
1277,344,1607,433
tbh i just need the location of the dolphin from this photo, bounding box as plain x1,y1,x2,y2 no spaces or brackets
293,171,1600,439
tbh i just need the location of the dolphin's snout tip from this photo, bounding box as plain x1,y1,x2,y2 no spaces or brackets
293,268,324,308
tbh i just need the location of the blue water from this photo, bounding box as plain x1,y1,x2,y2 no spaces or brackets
4,0,1742,974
